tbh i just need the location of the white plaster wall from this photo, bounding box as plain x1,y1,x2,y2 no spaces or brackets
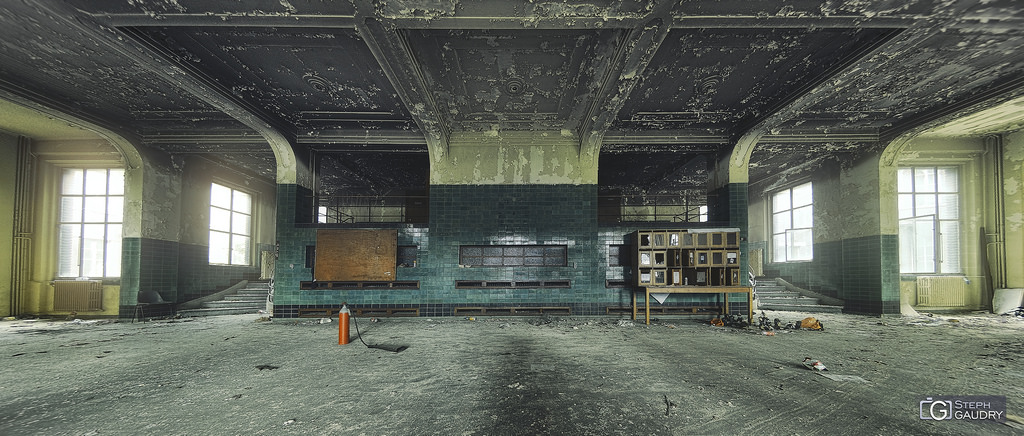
178,156,277,249
840,154,886,240
748,159,846,245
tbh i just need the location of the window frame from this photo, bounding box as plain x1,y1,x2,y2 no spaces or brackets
57,168,125,279
770,181,814,263
208,182,254,266
897,165,961,275
459,245,568,267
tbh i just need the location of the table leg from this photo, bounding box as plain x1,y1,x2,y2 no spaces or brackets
725,292,730,315
645,290,651,325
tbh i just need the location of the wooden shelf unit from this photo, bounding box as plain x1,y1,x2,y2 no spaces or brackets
633,229,751,324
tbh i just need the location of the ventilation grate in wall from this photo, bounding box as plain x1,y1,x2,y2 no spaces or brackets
455,280,571,289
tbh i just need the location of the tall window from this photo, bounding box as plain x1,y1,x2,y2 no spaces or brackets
772,182,813,262
898,166,960,274
209,183,252,265
59,168,124,278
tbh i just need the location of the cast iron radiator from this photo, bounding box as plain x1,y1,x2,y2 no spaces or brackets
53,280,103,311
916,276,966,307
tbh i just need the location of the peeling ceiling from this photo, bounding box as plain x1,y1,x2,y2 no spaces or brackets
0,0,1022,193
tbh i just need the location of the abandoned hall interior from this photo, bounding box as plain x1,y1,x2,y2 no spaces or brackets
2,0,1024,322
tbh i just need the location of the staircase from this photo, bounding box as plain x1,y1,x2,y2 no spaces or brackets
178,281,270,317
754,277,843,314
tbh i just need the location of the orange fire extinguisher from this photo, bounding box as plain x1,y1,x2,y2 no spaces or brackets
338,303,350,345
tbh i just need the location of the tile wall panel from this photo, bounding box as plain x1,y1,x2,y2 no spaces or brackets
273,184,752,317
757,235,900,315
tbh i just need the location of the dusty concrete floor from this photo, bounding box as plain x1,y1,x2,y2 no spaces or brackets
1,310,1022,435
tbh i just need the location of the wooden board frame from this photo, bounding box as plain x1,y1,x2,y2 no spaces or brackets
314,229,397,282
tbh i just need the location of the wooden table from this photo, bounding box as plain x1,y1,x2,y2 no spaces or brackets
632,286,753,325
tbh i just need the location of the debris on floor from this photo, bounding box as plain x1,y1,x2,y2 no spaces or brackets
663,394,676,416
617,320,635,327
802,357,827,371
255,364,280,371
800,317,824,330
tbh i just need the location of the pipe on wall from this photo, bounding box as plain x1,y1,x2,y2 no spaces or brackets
10,136,35,316
983,134,1006,291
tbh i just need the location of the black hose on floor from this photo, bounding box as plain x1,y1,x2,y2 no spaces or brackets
351,315,408,353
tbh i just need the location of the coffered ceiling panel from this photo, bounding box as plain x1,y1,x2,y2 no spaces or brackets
614,28,899,134
406,29,620,132
131,26,415,133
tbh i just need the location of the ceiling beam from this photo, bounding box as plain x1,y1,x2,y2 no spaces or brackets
83,5,926,31
353,4,451,161
578,8,673,159
78,13,358,28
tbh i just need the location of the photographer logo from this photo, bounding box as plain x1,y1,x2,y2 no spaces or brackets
919,396,1006,423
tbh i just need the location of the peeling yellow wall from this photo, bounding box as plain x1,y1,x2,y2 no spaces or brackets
24,141,123,317
431,131,598,185
1002,130,1024,288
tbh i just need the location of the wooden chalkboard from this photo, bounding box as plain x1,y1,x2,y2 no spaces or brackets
314,229,397,282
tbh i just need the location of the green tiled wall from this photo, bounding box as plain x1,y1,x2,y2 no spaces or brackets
119,236,262,317
757,235,901,315
272,183,753,317
119,237,141,311
842,234,900,314
273,184,317,306
757,240,844,299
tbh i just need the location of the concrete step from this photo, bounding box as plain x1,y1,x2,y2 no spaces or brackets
221,298,264,305
178,307,265,317
226,290,268,298
244,282,271,288
755,278,844,313
202,300,264,309
757,291,801,300
759,296,821,305
224,294,266,302
758,303,844,314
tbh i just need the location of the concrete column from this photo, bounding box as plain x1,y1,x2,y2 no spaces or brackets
119,155,183,316
712,148,751,287
840,152,901,315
